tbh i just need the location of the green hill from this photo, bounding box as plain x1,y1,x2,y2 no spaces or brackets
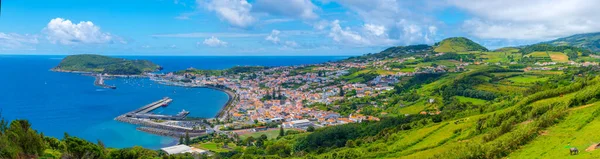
434,37,488,53
53,54,161,75
543,32,600,52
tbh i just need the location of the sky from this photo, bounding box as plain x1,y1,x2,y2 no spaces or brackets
1,0,600,56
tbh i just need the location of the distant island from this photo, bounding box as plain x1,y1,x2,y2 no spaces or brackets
52,54,162,75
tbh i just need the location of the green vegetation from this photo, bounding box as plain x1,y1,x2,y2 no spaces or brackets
240,129,282,140
455,96,487,105
340,69,379,83
434,37,488,53
54,54,161,75
543,32,600,52
13,35,600,159
176,66,266,76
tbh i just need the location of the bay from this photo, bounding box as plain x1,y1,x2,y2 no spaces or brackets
0,55,346,149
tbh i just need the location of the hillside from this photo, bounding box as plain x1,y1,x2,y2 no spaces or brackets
544,32,600,52
8,33,600,159
53,54,161,75
434,37,488,53
176,66,267,76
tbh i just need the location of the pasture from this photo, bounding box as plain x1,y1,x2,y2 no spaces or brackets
192,142,237,153
507,102,600,158
528,51,550,57
549,52,569,62
455,96,487,105
507,75,548,84
240,129,282,140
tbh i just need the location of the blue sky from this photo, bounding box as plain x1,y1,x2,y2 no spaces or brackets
1,0,600,56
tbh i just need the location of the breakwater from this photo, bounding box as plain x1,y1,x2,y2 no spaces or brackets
94,75,117,89
115,97,204,137
137,127,205,138
115,116,204,133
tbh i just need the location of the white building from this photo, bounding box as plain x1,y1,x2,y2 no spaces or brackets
161,145,208,155
282,119,313,129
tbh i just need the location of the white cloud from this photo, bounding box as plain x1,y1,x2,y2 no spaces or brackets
203,0,256,28
328,20,399,46
322,0,440,45
264,29,301,48
44,18,117,45
265,30,281,44
363,24,386,36
449,0,600,40
254,0,319,20
0,33,39,50
202,36,228,47
329,20,368,45
313,20,329,30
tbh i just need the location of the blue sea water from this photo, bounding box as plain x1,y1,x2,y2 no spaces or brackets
0,55,346,149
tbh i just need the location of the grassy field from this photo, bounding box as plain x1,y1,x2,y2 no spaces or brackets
192,142,237,153
549,52,569,62
398,101,426,114
507,75,549,84
415,60,460,68
507,102,600,158
455,96,487,105
528,51,550,57
480,52,522,63
434,42,465,53
474,83,527,95
375,69,397,75
399,67,415,72
240,129,282,140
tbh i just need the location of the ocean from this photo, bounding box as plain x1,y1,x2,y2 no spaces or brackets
0,55,347,149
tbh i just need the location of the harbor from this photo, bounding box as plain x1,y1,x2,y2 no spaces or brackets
115,97,207,137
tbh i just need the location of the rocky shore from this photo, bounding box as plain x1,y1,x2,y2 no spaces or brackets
137,127,205,138
115,116,205,134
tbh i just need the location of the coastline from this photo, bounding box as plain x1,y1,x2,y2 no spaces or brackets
52,68,238,137
53,68,238,121
152,82,238,120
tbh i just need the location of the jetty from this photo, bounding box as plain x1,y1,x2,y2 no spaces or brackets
115,97,205,136
129,97,173,114
94,75,117,89
119,97,191,120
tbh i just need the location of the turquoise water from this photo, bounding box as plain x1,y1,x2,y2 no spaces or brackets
0,55,346,149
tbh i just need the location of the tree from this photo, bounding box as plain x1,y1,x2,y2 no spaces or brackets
63,136,104,159
279,127,285,137
97,139,105,151
244,136,255,146
185,131,191,145
339,86,345,96
179,136,184,145
307,126,315,132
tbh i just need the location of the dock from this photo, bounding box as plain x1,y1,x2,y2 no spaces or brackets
130,97,173,114
119,97,189,121
115,97,206,136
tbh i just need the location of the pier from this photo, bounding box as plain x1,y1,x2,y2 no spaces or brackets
115,97,205,137
121,97,190,120
129,97,173,114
